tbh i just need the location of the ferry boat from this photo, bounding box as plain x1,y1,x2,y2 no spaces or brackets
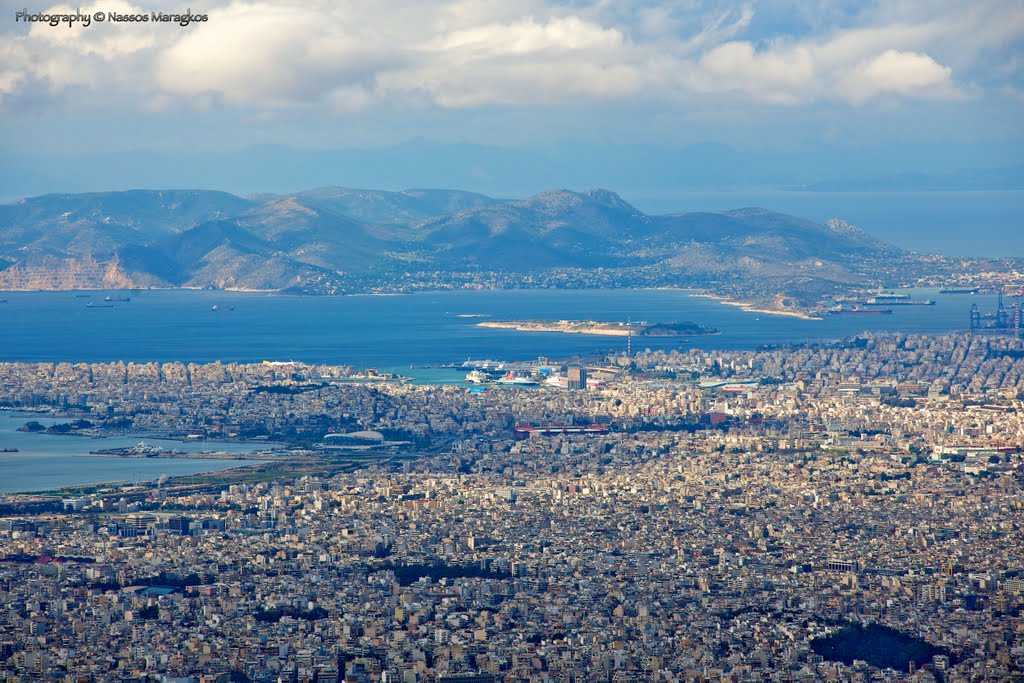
465,370,489,383
460,359,506,371
496,371,538,386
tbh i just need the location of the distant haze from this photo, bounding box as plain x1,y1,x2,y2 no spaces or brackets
2,142,1023,201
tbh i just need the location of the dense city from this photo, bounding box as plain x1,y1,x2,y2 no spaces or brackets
1,332,1022,682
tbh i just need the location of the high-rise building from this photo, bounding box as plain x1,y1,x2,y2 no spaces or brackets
125,514,154,532
167,516,191,535
567,367,587,391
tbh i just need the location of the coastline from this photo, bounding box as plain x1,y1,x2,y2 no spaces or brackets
689,293,822,320
476,319,719,337
79,451,279,460
478,320,633,337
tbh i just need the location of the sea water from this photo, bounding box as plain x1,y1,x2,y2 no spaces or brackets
0,287,1006,369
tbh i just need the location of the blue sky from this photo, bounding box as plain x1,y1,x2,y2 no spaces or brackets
1,0,1022,197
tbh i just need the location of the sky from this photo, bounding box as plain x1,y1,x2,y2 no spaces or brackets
1,0,1023,199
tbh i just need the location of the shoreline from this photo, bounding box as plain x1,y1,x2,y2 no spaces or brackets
79,451,279,460
689,293,822,320
479,321,633,337
477,319,719,337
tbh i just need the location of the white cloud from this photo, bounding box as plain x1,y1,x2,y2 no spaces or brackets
439,16,624,56
27,1,159,59
693,41,817,103
837,49,956,104
386,15,642,107
154,3,405,106
0,42,27,97
0,0,1019,114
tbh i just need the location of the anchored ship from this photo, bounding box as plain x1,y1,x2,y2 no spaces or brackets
829,305,893,316
864,293,934,306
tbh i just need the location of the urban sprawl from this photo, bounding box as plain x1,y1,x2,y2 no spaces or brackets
1,333,1023,682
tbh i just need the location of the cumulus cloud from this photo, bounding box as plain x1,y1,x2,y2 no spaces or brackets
0,0,1020,113
837,49,956,104
1,0,163,106
23,0,159,59
155,3,405,106
439,16,624,55
693,41,817,104
383,15,643,107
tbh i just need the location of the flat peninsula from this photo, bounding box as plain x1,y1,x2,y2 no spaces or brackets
477,319,718,337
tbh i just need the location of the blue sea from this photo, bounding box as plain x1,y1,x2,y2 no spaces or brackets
0,288,1008,369
0,413,261,494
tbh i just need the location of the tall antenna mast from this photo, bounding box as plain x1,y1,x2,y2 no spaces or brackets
626,316,632,358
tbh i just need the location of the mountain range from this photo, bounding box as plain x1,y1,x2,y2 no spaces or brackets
5,141,1021,201
0,186,931,310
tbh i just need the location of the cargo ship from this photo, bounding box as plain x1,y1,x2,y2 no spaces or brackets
829,305,893,316
939,287,979,294
864,295,934,306
868,292,909,302
104,296,131,303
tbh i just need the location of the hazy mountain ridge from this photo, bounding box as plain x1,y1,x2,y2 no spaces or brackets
0,186,916,307
801,165,1024,192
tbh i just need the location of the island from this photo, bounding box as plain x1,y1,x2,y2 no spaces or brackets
477,319,718,337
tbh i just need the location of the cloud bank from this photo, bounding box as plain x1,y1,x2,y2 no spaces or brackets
1,0,1021,115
